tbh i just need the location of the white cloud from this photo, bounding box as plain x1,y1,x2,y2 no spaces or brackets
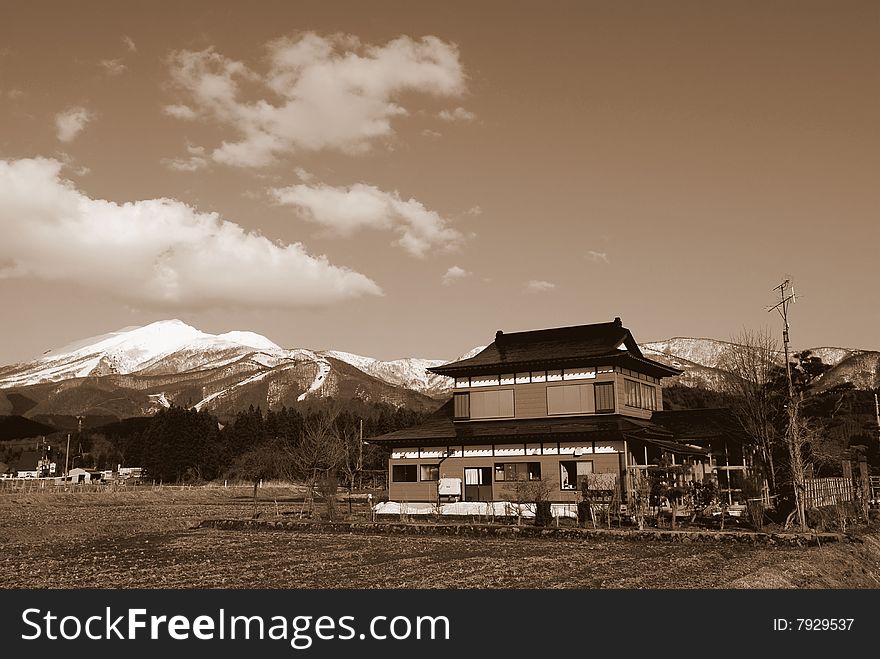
99,59,127,76
465,205,482,216
55,107,94,143
441,265,471,285
437,106,476,122
294,167,314,182
161,144,209,172
122,35,137,53
524,279,556,293
165,32,466,167
421,128,442,139
161,157,207,172
587,250,610,264
0,158,381,307
56,152,91,177
163,104,197,120
271,182,464,258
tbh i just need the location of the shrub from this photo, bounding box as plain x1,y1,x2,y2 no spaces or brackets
534,502,552,527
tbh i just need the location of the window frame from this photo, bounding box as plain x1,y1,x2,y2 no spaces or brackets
559,460,593,490
453,391,471,420
493,461,542,482
419,464,440,482
594,382,615,413
469,388,515,419
641,382,657,410
391,464,418,483
624,378,641,408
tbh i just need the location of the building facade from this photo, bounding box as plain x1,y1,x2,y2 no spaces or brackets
371,318,730,504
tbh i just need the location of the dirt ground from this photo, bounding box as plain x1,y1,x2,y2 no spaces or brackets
2,487,880,589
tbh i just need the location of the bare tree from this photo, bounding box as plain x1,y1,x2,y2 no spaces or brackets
723,328,813,530
292,406,345,518
721,328,782,495
339,420,365,494
228,437,295,517
580,472,619,528
627,468,649,531
503,476,554,526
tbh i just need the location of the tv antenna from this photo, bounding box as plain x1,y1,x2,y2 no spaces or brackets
766,278,797,399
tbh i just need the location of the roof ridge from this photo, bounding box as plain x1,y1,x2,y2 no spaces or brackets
495,319,623,341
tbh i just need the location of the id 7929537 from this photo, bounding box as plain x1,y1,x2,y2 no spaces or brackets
773,618,855,631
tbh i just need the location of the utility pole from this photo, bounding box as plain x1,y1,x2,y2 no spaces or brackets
767,278,807,530
767,278,797,399
875,393,879,444
63,433,71,487
75,415,84,470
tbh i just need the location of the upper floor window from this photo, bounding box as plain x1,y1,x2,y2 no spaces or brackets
471,389,514,419
624,379,657,410
641,383,658,410
454,390,514,419
471,374,500,387
454,392,470,419
625,379,642,408
594,382,615,413
547,384,593,415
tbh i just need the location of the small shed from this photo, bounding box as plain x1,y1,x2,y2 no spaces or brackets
67,467,103,484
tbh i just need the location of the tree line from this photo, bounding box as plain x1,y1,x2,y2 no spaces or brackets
78,400,431,487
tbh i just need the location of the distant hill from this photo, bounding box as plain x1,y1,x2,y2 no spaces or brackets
641,338,878,394
813,351,880,392
0,415,56,441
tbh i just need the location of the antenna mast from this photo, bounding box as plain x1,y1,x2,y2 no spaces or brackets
767,278,797,399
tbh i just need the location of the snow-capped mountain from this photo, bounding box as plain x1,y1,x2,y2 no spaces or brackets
0,320,438,419
323,351,448,398
322,346,486,398
640,338,876,392
0,319,875,424
640,338,748,371
803,347,863,368
0,319,284,387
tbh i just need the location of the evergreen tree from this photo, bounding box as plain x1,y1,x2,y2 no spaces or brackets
141,406,222,482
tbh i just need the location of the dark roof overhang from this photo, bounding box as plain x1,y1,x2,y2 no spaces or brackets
429,351,681,379
368,409,678,446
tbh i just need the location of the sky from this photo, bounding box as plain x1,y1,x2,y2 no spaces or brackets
0,0,878,365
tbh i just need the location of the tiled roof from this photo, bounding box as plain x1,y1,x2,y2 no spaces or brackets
369,400,679,445
429,318,680,378
651,408,751,444
16,450,40,471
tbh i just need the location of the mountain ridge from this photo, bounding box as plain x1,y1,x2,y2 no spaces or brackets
0,321,876,422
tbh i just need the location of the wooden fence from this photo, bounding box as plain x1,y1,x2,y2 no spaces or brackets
803,477,854,508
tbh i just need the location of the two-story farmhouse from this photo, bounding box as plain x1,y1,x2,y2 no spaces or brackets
371,318,741,504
